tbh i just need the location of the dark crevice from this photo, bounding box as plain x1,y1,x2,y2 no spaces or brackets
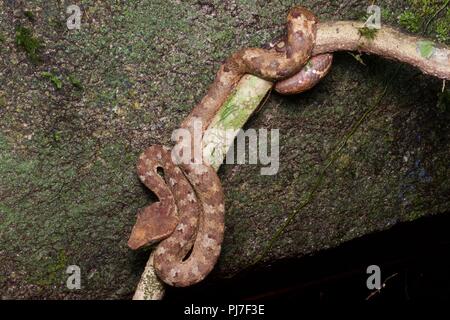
166,213,450,302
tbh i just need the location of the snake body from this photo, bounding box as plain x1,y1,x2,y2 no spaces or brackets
130,146,224,287
128,7,333,287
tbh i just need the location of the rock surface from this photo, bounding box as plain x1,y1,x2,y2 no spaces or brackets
0,0,448,299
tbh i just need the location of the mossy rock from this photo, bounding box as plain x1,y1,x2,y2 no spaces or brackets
0,0,448,299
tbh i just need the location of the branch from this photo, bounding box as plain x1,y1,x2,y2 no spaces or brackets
314,21,450,79
132,252,165,300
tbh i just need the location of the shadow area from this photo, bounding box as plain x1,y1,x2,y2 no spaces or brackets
166,213,450,302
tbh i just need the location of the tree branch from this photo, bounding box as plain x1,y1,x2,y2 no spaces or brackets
314,21,450,79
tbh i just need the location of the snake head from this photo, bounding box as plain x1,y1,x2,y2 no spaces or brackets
128,202,178,250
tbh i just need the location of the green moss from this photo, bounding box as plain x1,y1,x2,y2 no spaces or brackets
53,131,62,142
358,27,378,40
68,75,83,90
15,26,42,63
398,0,450,44
435,17,450,42
215,76,271,130
398,10,421,32
0,129,143,296
48,16,65,31
42,71,63,89
381,8,395,21
28,251,68,287
1,0,449,299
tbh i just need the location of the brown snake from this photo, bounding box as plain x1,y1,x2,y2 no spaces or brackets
128,7,333,287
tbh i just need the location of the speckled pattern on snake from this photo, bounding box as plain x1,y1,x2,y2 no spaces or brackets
128,7,333,287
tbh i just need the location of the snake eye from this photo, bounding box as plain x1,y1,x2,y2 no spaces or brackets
182,246,194,262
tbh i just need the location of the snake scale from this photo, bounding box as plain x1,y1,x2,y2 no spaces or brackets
128,7,333,287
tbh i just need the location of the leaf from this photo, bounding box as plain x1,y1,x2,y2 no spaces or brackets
417,40,435,59
347,52,366,66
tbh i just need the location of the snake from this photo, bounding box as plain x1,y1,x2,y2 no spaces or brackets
128,6,333,287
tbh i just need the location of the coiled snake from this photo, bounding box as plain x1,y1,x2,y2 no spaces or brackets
128,6,333,287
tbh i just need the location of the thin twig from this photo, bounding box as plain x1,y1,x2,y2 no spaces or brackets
366,272,399,301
